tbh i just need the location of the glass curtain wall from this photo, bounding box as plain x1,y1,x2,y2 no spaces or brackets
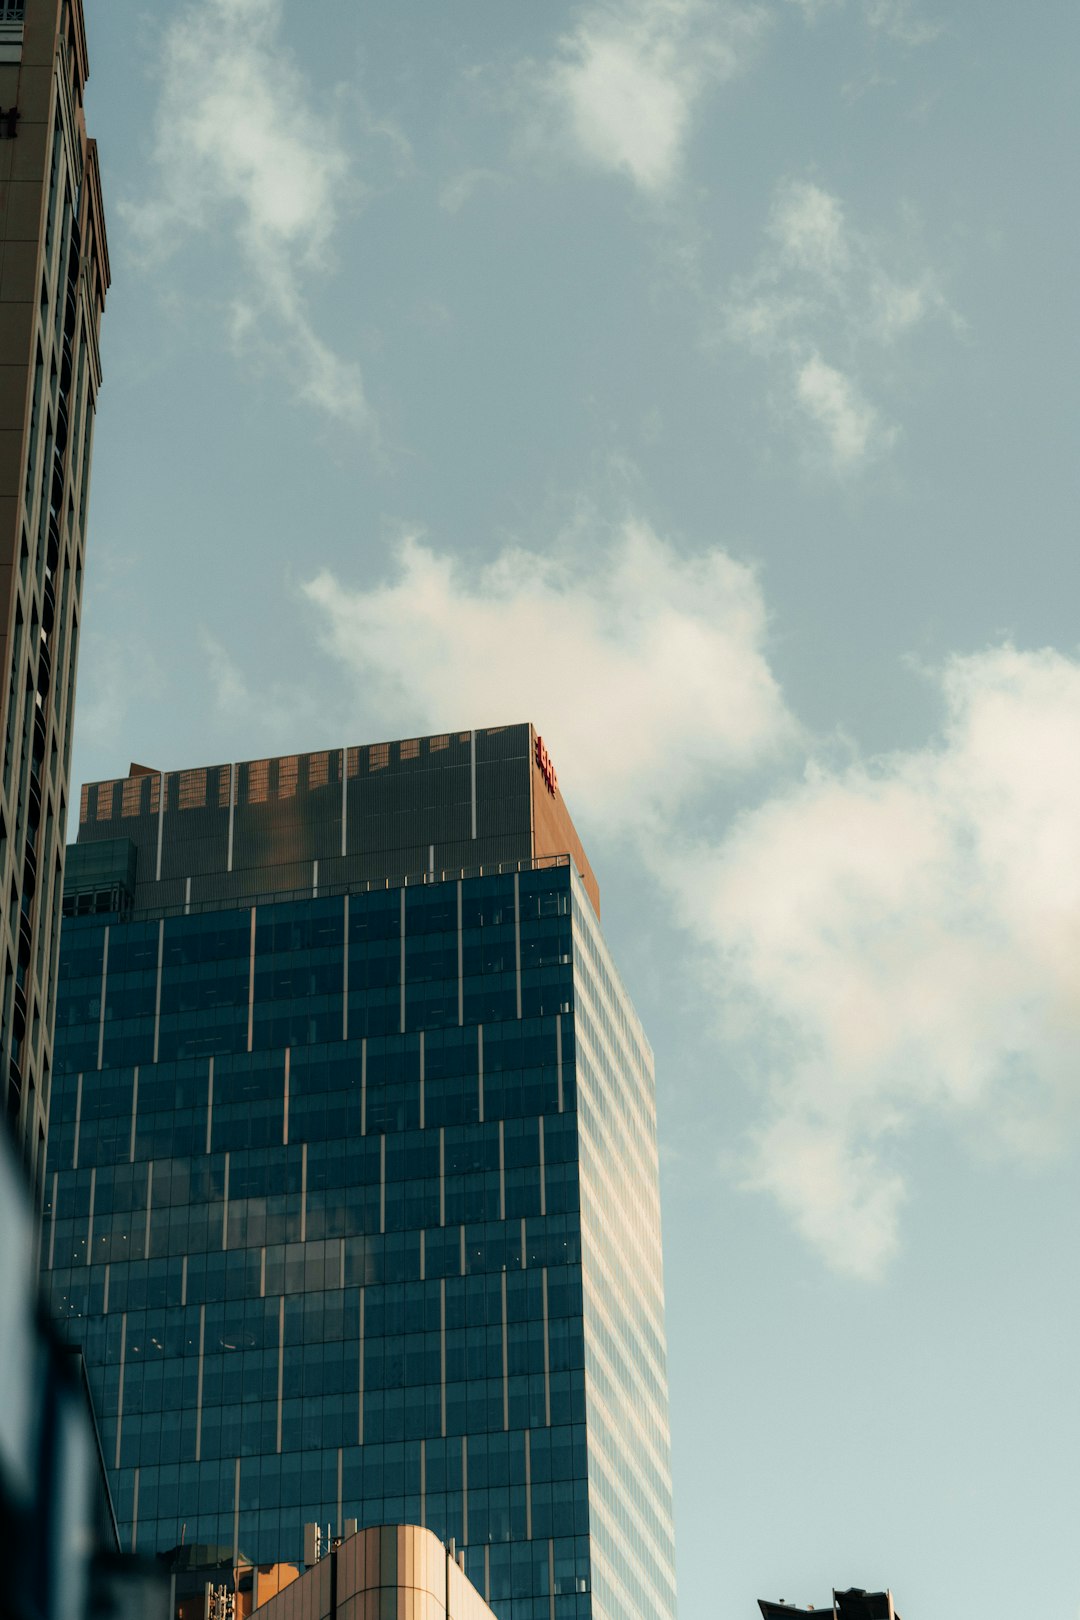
43,864,676,1620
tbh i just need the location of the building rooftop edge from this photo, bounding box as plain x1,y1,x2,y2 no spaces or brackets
78,722,540,795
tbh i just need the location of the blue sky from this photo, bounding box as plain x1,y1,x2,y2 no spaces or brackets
77,1,1080,1613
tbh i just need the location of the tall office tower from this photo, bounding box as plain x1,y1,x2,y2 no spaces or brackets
44,726,678,1620
0,0,108,1185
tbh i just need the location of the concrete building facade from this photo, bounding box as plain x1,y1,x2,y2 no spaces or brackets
0,0,108,1187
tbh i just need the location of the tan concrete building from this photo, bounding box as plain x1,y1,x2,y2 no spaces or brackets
250,1525,499,1620
0,0,108,1186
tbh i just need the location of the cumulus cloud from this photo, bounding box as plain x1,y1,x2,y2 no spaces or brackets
302,518,1080,1281
723,177,954,470
664,645,1080,1278
530,0,767,193
302,518,795,829
126,0,376,430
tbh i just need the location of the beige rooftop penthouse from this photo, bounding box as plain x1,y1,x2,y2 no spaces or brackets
252,1524,499,1620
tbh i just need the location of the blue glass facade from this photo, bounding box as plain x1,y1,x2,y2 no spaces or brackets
44,796,676,1619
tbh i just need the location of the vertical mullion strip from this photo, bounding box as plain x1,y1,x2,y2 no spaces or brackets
440,1279,447,1438
456,881,463,1026
419,1438,426,1527
358,1287,365,1445
500,1271,509,1430
259,1250,265,1299
47,1170,58,1270
155,773,165,880
548,1541,556,1620
342,895,349,1042
459,1224,466,1277
477,1026,484,1124
72,1071,82,1168
538,1116,546,1216
514,873,522,1019
498,1121,505,1221
96,926,109,1070
283,1048,290,1145
419,1031,425,1130
379,1136,386,1234
340,747,348,858
276,1297,285,1453
114,1313,126,1469
399,889,406,1034
180,1257,187,1307
195,1304,206,1460
524,1429,532,1540
439,1128,445,1227
556,1015,563,1113
246,906,256,1051
312,858,319,899
232,1459,241,1571
85,1166,95,1266
226,763,236,872
128,1067,139,1163
462,1435,469,1545
184,876,191,915
470,731,477,839
542,1268,551,1426
102,1266,110,1315
143,1161,153,1260
300,1143,308,1244
222,1151,230,1250
206,1057,214,1155
130,1468,140,1553
152,918,164,1062
337,1447,343,1538
361,1039,367,1135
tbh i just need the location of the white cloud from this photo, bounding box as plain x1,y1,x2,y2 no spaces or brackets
664,645,1080,1278
723,176,954,469
126,0,374,431
439,167,507,215
861,0,942,46
786,0,942,44
301,518,1080,1281
771,180,851,280
795,353,893,469
302,517,795,830
531,0,767,193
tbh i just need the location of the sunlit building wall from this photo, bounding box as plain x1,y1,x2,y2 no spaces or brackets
0,0,108,1187
252,1524,500,1620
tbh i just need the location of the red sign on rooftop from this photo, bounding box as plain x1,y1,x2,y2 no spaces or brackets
534,735,558,797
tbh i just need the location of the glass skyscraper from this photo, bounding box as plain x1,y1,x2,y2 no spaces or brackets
43,725,677,1620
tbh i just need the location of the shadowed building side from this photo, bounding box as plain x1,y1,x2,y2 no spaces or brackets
69,724,599,920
